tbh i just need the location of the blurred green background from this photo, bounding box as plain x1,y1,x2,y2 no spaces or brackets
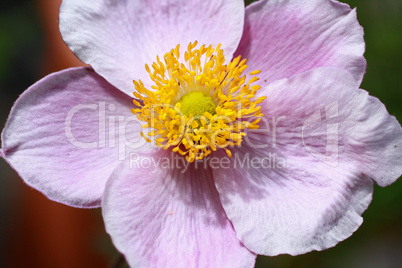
0,0,401,267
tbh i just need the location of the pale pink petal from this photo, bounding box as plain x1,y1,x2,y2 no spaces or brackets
256,67,402,187
1,67,148,208
236,0,366,87
59,0,245,95
213,67,402,255
344,96,402,187
102,152,256,268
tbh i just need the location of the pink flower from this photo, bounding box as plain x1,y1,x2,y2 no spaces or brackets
1,0,401,267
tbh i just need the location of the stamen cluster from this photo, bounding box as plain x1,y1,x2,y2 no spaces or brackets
132,41,266,162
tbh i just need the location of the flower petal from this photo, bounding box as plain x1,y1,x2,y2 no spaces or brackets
102,152,256,268
1,67,148,208
236,0,366,87
213,67,402,256
59,0,245,95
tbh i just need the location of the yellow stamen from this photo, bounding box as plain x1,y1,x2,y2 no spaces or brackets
132,41,266,162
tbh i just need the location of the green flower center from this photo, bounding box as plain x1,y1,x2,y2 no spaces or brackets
178,91,216,117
